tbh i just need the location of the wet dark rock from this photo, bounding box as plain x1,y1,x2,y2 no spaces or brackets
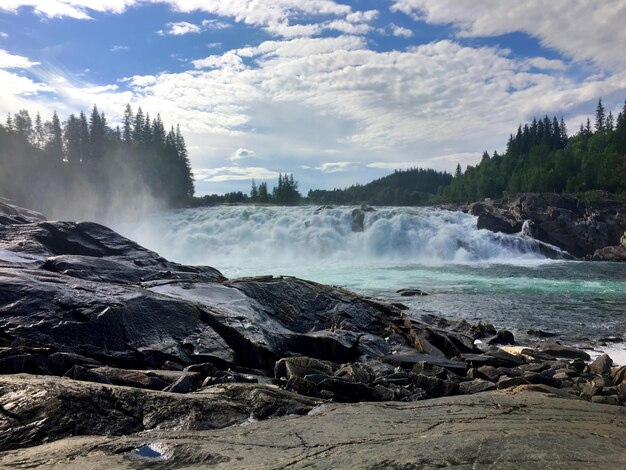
185,362,220,377
486,329,515,346
471,321,497,339
537,341,591,360
161,360,184,371
477,211,520,234
465,193,626,259
351,209,365,232
46,352,103,376
313,205,334,213
461,350,524,368
0,353,50,375
163,373,204,393
527,329,559,338
0,199,46,225
396,288,428,297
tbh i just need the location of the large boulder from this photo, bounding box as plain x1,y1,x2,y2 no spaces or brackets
0,374,318,452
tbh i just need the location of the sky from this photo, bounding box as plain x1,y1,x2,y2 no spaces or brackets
0,1,625,195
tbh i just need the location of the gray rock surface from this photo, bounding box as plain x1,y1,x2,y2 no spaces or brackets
0,374,318,452
465,193,626,260
0,386,624,469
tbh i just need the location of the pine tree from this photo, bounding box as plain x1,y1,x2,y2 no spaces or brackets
64,114,81,165
606,111,614,132
46,111,64,162
595,98,605,133
250,179,259,201
144,113,152,146
78,112,90,163
5,114,13,133
258,182,269,202
454,163,462,178
122,104,133,143
13,109,32,142
133,107,145,144
89,105,107,162
33,113,45,150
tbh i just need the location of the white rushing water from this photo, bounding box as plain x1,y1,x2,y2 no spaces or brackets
119,205,548,276
117,205,626,343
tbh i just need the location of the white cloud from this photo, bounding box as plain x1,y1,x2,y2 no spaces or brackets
390,0,626,70
389,24,413,38
0,49,39,69
201,19,230,30
346,10,379,23
524,57,567,71
316,162,358,173
31,33,622,180
0,32,8,38
230,147,255,161
160,21,201,36
324,20,371,35
193,166,279,182
0,1,372,38
111,45,129,52
0,0,138,19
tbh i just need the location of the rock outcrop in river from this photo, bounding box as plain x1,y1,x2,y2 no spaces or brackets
1,198,625,467
465,192,626,260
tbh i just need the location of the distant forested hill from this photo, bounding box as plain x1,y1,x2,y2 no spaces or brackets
307,168,452,205
440,99,626,201
0,105,194,219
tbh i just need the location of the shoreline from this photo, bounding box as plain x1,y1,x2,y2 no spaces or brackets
1,198,626,466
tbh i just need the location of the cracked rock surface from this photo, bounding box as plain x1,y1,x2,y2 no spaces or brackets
0,384,625,469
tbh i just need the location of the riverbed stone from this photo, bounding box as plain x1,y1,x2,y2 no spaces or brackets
590,354,613,376
538,341,591,360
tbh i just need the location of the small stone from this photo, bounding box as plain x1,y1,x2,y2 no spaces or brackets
497,376,529,390
162,373,203,393
161,361,184,371
459,379,497,395
538,342,591,361
590,354,613,376
486,330,515,346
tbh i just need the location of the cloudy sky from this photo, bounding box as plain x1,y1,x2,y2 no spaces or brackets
1,1,625,195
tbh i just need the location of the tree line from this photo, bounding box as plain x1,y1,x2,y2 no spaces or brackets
440,98,626,201
307,168,452,205
191,173,301,206
0,105,194,218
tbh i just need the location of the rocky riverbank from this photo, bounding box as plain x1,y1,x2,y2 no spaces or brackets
1,198,626,467
454,192,626,261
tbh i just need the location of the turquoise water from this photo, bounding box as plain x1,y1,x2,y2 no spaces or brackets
119,205,626,341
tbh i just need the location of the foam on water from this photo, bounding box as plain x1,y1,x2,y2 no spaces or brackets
119,205,550,275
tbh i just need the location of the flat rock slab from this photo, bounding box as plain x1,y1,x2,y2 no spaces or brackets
1,388,625,469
